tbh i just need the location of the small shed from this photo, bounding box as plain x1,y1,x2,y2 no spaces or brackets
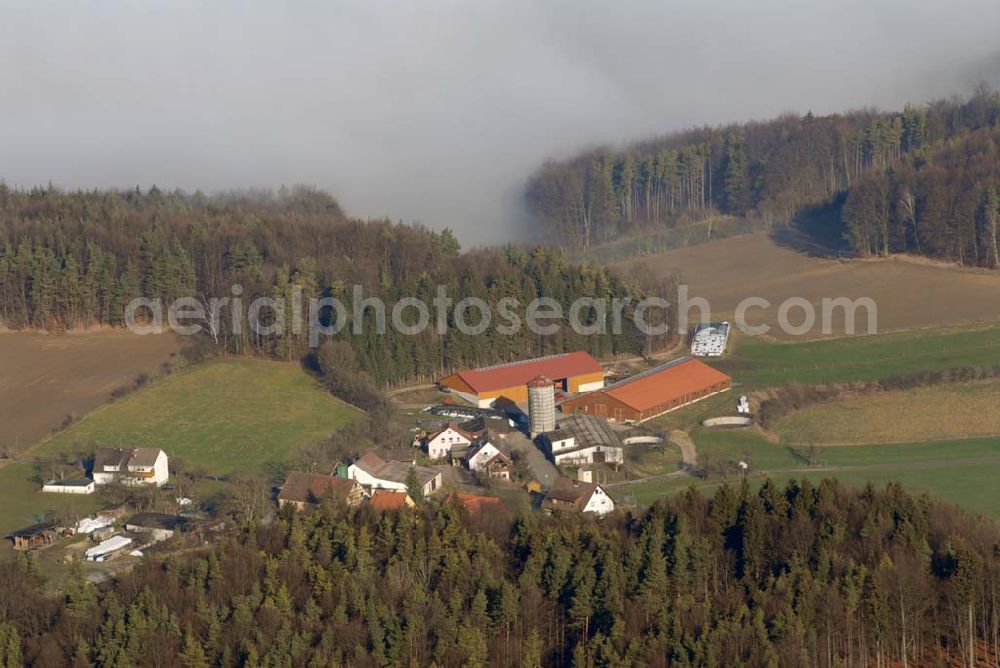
125,513,185,542
8,523,57,550
42,478,96,495
97,505,128,521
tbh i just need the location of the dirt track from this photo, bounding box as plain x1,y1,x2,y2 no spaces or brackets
619,233,1000,339
669,430,698,469
0,330,180,450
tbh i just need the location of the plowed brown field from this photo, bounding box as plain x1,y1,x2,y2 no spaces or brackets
0,330,180,451
619,233,1000,339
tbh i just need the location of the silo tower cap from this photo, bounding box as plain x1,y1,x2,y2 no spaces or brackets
527,375,553,388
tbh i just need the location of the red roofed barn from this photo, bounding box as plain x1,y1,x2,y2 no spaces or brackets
440,352,605,407
560,357,731,423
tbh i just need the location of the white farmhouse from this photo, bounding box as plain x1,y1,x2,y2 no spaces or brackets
465,438,512,481
541,477,615,516
348,452,442,497
93,448,169,487
424,423,475,460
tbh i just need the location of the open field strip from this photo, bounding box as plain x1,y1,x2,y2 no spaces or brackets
0,330,180,450
718,324,1000,389
615,434,1000,518
774,380,1000,445
617,232,1000,338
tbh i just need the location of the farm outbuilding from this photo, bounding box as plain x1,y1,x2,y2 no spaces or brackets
125,513,186,542
42,478,96,495
540,414,624,467
7,523,57,550
560,357,731,423
278,472,366,510
439,352,604,407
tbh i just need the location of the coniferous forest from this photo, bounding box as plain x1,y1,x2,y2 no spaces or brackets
526,88,1000,265
0,186,673,396
3,480,1000,667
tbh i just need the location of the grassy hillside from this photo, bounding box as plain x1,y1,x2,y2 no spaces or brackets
32,360,363,474
718,325,1000,389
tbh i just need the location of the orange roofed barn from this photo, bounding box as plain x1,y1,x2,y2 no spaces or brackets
560,357,731,423
439,352,605,407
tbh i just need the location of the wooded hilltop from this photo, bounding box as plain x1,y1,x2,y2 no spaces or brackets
0,186,675,401
526,88,1000,266
2,479,999,667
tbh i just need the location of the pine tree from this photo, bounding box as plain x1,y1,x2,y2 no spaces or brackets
522,629,543,668
178,627,209,668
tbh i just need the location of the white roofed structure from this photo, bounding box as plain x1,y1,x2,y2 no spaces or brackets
691,322,730,357
85,535,132,561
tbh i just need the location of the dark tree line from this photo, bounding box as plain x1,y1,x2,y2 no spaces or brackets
526,88,1000,255
0,185,676,390
4,479,1000,667
843,125,1000,264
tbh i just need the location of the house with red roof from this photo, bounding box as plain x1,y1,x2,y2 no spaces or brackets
369,490,415,511
439,352,605,407
446,492,508,517
561,357,731,423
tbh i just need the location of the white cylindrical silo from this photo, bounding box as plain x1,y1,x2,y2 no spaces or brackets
527,375,556,437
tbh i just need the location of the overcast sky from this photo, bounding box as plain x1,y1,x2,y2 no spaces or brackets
2,1,999,245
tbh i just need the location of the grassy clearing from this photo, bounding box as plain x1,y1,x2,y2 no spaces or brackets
693,428,799,470
0,462,103,536
619,435,1000,517
626,444,684,476
32,360,362,475
718,325,1000,389
775,381,1000,445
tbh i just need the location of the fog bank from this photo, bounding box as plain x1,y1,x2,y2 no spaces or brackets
2,1,999,244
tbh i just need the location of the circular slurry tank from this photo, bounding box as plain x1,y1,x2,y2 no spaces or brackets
702,416,753,428
622,435,665,446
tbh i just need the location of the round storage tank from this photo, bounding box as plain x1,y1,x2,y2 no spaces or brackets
527,375,556,437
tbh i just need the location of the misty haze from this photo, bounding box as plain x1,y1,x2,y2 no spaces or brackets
2,0,999,243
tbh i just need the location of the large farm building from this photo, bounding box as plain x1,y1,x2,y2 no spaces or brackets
440,352,605,407
560,357,731,423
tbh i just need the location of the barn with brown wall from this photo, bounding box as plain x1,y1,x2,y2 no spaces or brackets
560,357,731,423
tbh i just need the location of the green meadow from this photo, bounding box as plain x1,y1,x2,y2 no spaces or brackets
718,324,1000,389
32,360,362,475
